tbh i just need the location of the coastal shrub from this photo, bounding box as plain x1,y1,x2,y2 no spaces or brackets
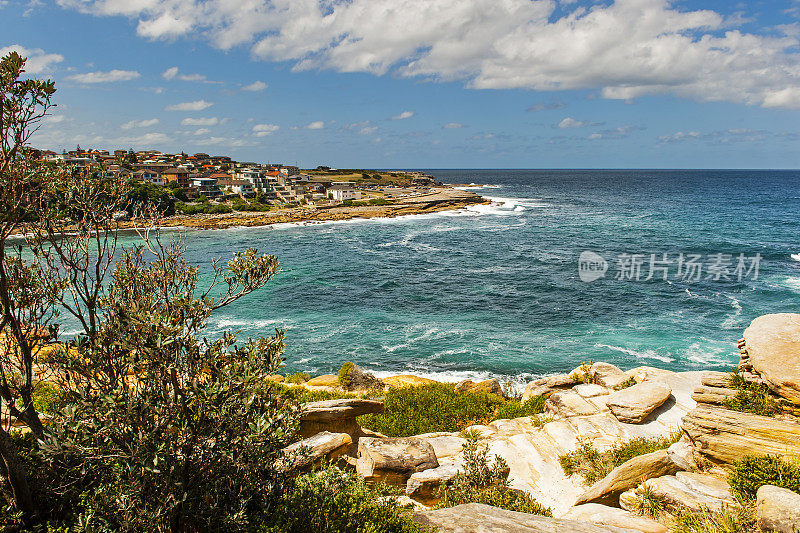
723,373,781,417
494,396,546,420
728,455,800,498
262,466,423,533
559,431,682,484
276,383,358,403
286,372,311,384
357,383,505,436
436,436,551,517
630,483,666,518
176,201,233,215
338,361,355,387
669,502,758,533
368,198,392,206
613,376,637,391
571,361,596,384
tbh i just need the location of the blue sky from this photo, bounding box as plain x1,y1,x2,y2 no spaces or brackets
2,0,800,168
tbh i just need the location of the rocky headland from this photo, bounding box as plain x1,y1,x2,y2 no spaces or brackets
284,314,800,532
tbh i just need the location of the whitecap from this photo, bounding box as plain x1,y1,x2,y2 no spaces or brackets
595,343,675,363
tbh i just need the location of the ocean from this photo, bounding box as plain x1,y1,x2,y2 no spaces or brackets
82,170,800,387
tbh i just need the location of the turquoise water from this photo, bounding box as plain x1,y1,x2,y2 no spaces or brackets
82,170,800,385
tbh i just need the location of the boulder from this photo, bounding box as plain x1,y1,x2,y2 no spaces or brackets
575,450,682,507
591,363,630,390
356,437,439,484
523,382,551,402
605,382,672,424
455,378,506,399
282,431,352,471
415,433,466,460
377,494,429,512
405,463,460,504
546,390,599,418
299,398,383,440
665,440,697,472
413,503,640,532
339,362,383,391
690,385,738,405
682,404,800,464
305,374,340,387
701,371,733,389
533,373,578,389
382,374,438,388
574,384,610,398
743,313,800,404
756,484,800,533
562,504,667,533
638,473,735,513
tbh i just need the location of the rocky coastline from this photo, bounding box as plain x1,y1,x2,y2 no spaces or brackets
283,314,800,532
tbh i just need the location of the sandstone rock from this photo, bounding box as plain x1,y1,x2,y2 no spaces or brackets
743,313,800,404
756,485,800,533
282,431,352,470
575,450,682,507
406,463,460,504
575,384,610,398
546,390,599,418
563,504,667,533
682,404,800,464
265,374,285,382
591,363,630,389
618,489,638,513
357,437,439,484
674,472,734,502
638,473,735,513
533,373,578,389
455,378,506,398
382,374,438,388
299,398,383,440
605,382,672,424
305,374,340,387
701,371,733,389
413,503,639,532
339,362,383,391
378,494,429,512
523,382,551,402
666,440,697,472
690,385,737,405
415,433,466,460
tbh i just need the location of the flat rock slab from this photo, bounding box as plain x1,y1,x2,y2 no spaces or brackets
414,503,642,532
757,485,800,533
563,504,667,533
575,449,682,507
575,384,610,398
682,404,800,464
301,398,384,421
406,463,460,504
382,375,438,388
305,374,340,387
743,313,800,404
591,363,630,389
546,391,599,418
606,382,672,424
282,431,352,470
357,436,439,484
639,474,736,513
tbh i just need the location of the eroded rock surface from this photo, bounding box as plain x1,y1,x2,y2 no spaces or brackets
756,485,800,533
743,313,800,404
562,504,667,533
356,436,439,484
605,382,672,424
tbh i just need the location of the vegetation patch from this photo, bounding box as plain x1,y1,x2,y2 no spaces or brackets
570,361,596,384
263,465,424,533
176,200,233,215
669,502,758,533
728,454,800,498
338,361,355,387
357,383,545,437
723,373,781,417
559,431,682,485
435,436,551,517
613,376,637,391
286,372,311,384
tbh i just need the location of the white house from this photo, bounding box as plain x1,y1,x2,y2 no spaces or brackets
327,184,361,202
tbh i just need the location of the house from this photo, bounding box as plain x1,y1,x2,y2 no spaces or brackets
133,169,165,185
162,167,192,189
192,177,222,199
327,184,361,202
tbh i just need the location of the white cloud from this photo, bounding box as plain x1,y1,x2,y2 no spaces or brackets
181,117,218,126
443,122,464,129
195,136,255,147
557,117,594,129
305,121,325,130
392,110,415,120
658,131,702,143
47,115,67,123
121,118,159,129
194,128,210,135
253,123,279,136
67,69,140,83
165,100,214,111
588,133,603,140
242,80,267,91
0,44,64,73
527,101,566,112
162,65,209,82
55,0,800,109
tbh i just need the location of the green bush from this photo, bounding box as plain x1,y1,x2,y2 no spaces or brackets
670,502,758,533
261,466,424,533
494,396,546,420
368,198,391,206
436,436,551,516
559,432,682,484
338,361,355,387
728,455,800,498
358,383,505,437
176,201,233,215
723,373,781,417
286,372,311,384
613,376,637,391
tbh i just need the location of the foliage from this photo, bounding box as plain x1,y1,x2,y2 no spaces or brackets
338,361,355,387
286,372,311,384
261,466,424,533
629,483,666,518
232,198,272,212
723,373,781,417
435,436,551,516
494,396,546,420
127,181,176,216
613,376,637,391
559,432,682,485
176,201,233,215
669,501,759,533
728,454,800,498
570,361,595,384
276,384,358,404
358,383,505,437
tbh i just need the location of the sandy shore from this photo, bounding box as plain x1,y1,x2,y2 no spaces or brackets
122,187,489,232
